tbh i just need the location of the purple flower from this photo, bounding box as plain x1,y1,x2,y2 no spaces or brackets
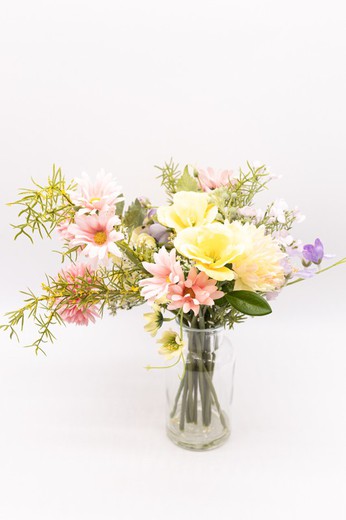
302,238,324,265
294,267,317,279
265,291,280,301
146,208,157,220
148,223,170,244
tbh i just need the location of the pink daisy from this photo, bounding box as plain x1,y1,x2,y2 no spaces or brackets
167,267,224,316
57,218,74,242
198,167,236,192
70,170,123,214
68,212,124,263
139,247,184,304
56,263,100,326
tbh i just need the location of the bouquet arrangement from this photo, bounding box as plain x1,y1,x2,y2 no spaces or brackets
2,161,345,449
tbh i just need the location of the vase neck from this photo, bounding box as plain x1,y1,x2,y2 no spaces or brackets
182,326,225,354
182,325,224,335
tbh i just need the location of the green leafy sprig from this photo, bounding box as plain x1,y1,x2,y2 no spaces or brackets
155,159,181,201
210,162,272,222
0,258,147,354
8,165,76,242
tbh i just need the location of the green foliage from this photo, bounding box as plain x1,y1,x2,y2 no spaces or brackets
5,156,342,354
0,287,64,355
0,260,147,354
53,244,81,264
8,165,76,241
287,256,346,286
115,196,125,217
209,162,271,222
176,166,199,192
259,202,297,233
117,240,148,272
155,159,181,200
225,291,272,316
175,303,247,331
122,198,146,234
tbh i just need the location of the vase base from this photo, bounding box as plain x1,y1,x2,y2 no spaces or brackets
166,407,231,451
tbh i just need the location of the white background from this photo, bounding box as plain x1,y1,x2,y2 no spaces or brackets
1,1,346,519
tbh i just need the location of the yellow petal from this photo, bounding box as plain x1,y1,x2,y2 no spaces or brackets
157,191,217,232
196,263,235,281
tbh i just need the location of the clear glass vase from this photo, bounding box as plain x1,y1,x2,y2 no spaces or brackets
166,325,235,451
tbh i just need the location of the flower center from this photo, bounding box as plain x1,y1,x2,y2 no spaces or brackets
90,197,101,204
94,231,107,245
184,287,196,299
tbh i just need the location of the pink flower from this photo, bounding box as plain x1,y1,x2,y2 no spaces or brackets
198,167,236,192
70,170,123,214
68,212,124,264
57,219,74,241
56,264,99,326
167,267,224,315
139,247,184,304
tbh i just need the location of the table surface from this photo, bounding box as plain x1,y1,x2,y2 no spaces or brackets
0,293,345,520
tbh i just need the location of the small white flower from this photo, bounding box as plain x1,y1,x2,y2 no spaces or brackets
143,306,164,337
293,206,306,223
157,330,184,360
274,230,294,247
269,199,289,224
238,206,264,224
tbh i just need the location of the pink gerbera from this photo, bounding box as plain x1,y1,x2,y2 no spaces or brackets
198,167,236,192
56,263,100,326
68,212,124,263
139,247,184,304
70,170,123,214
167,267,224,315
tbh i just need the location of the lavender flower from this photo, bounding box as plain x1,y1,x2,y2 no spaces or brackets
146,208,157,220
302,238,324,265
148,223,170,244
294,267,317,279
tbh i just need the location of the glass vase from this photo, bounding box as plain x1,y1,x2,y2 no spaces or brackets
166,325,235,451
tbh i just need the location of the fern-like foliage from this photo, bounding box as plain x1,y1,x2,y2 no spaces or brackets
155,159,181,201
8,165,76,241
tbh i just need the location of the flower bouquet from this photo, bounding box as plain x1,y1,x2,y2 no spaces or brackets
2,161,345,450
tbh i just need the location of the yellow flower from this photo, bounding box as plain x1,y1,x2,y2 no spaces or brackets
157,191,217,233
157,330,185,360
225,221,286,292
137,233,156,249
144,306,164,337
130,227,156,249
174,222,244,281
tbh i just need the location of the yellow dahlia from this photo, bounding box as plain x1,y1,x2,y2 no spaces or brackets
157,191,217,233
225,221,286,292
174,222,244,281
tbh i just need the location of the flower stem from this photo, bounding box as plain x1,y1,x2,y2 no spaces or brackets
145,353,183,371
287,257,346,286
170,317,227,432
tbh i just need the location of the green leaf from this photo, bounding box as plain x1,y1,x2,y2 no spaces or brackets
117,241,147,272
122,198,146,233
115,196,125,217
225,291,272,316
176,166,199,192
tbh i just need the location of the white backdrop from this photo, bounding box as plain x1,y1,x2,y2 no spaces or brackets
1,1,346,519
